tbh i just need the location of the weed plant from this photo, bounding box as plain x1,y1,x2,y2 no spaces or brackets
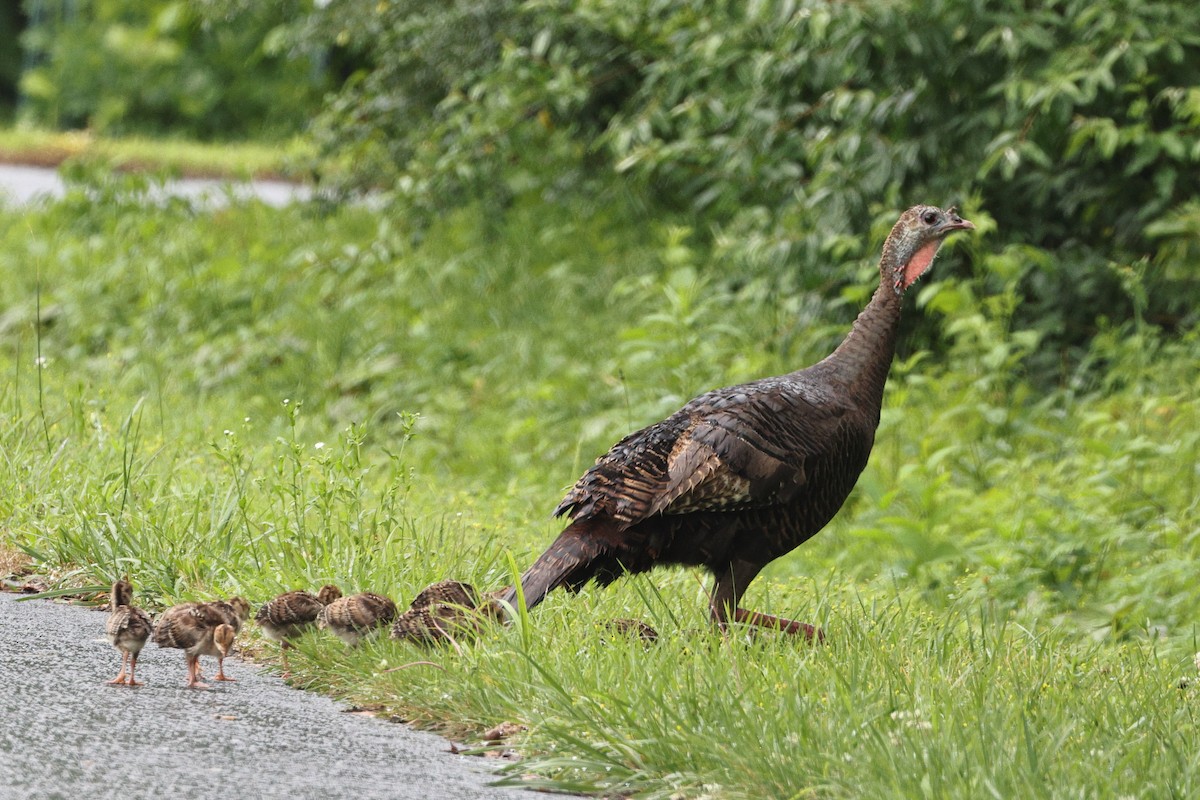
1,173,1198,797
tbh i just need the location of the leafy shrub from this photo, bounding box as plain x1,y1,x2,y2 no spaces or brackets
305,0,1200,375
19,0,325,139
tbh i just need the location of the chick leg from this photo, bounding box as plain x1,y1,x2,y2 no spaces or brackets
126,652,144,687
186,654,211,690
106,651,130,685
214,654,236,682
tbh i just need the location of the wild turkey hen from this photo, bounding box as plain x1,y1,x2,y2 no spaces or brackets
499,205,975,638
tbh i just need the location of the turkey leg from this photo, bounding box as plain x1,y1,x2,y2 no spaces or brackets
126,653,144,686
711,562,824,642
186,654,211,690
734,607,824,642
106,651,130,685
214,654,236,681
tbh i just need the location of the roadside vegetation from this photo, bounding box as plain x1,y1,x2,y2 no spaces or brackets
0,126,310,180
2,0,1199,797
2,168,1198,797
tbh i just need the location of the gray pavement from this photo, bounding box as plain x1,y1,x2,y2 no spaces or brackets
0,162,310,207
0,591,531,800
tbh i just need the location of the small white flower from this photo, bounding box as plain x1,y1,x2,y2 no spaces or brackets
34,356,47,368
890,709,932,731
223,430,233,437
314,442,325,450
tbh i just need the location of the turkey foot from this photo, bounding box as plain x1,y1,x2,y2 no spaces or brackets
125,657,144,687
734,608,825,643
106,652,130,685
186,657,211,690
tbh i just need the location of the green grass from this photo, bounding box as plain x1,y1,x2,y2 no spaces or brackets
1,171,1198,798
0,125,312,180
335,600,1198,799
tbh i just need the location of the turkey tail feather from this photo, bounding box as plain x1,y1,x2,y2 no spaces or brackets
501,519,610,611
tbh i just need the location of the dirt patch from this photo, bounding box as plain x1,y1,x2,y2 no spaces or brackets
0,541,32,581
0,148,74,169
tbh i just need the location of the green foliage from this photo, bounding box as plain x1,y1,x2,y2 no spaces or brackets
19,0,325,139
305,0,1200,373
299,0,529,204
0,3,22,116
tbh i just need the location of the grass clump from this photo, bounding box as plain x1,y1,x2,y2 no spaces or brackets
1,178,1199,798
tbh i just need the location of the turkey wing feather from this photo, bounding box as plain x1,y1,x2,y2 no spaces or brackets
556,380,848,527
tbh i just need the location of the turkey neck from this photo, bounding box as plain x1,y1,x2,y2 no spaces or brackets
805,278,901,406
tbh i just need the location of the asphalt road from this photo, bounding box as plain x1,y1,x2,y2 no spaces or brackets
0,591,532,800
0,162,309,206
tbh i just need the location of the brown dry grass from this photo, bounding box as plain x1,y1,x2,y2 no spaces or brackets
0,541,31,580
0,127,309,181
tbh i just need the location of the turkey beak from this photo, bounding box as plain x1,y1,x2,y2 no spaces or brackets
940,208,975,233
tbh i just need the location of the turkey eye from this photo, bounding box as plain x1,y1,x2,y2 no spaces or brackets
921,211,939,225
